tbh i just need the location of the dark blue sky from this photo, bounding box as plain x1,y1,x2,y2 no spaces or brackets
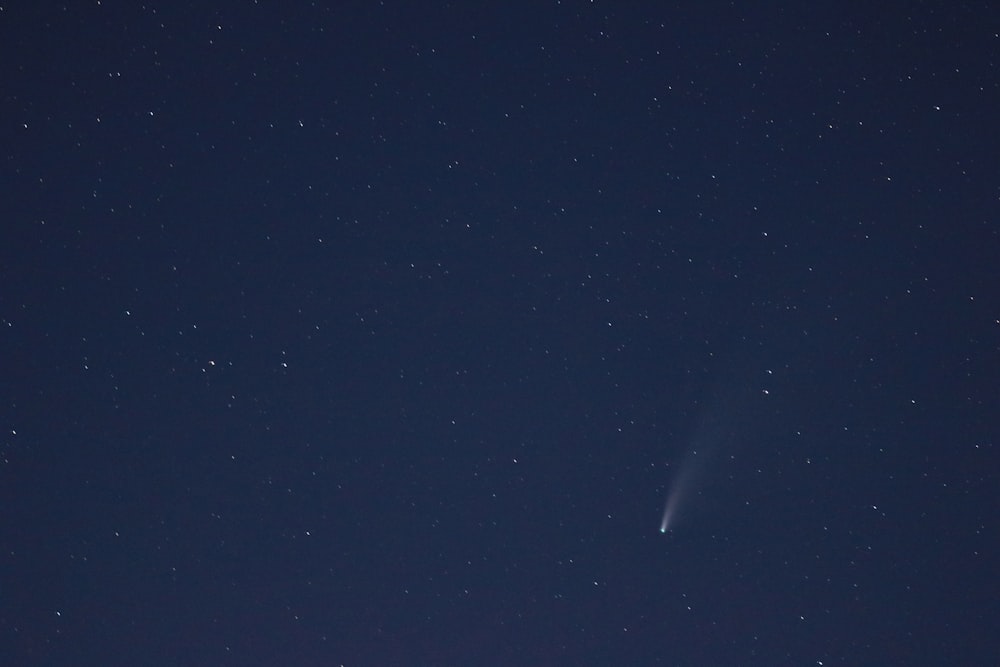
2,2,998,665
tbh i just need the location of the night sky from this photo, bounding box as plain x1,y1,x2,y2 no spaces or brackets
3,2,999,665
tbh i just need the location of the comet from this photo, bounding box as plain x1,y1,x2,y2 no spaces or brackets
659,487,680,533
658,448,701,534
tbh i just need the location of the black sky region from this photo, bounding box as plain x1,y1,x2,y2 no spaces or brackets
2,2,999,665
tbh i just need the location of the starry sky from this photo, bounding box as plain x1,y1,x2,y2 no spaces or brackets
2,2,999,665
